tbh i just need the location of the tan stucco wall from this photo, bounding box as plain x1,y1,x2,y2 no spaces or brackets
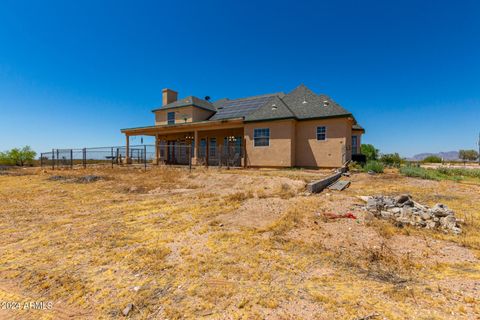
155,106,213,125
295,118,350,168
244,120,296,167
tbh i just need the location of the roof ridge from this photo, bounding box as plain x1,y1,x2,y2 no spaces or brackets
219,92,283,103
277,95,297,118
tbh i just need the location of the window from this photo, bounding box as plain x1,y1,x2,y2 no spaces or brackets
352,136,358,154
209,138,216,157
253,128,270,147
199,139,206,158
167,112,175,125
316,126,326,141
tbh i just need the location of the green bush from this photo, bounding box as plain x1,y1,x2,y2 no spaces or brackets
436,167,480,178
380,153,403,167
399,166,480,181
0,146,37,166
400,166,441,180
363,160,384,173
360,144,379,161
422,155,442,163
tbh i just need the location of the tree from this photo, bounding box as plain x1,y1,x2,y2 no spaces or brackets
361,144,379,161
0,151,13,165
459,149,479,163
380,153,403,167
7,146,37,166
422,155,442,163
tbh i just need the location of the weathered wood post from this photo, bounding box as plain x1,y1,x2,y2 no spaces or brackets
52,149,55,170
70,149,73,169
125,135,131,164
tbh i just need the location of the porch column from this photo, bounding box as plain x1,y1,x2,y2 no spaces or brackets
154,134,160,165
125,134,131,164
192,130,199,165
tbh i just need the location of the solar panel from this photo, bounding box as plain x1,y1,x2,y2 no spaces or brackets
210,95,276,120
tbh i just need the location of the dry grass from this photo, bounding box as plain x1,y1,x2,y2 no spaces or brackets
0,166,479,319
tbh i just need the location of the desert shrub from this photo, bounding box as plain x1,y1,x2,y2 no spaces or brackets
0,146,36,166
349,161,363,171
361,144,379,161
363,161,384,173
436,167,480,178
400,166,440,180
422,155,442,163
380,153,403,167
0,152,13,165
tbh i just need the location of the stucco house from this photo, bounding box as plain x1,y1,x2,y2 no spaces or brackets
121,84,364,168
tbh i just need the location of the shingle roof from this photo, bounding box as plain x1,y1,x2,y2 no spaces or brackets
244,95,295,121
152,96,216,112
279,84,351,120
352,124,365,131
151,85,353,123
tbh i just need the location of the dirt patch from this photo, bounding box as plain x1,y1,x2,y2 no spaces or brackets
219,197,290,228
387,235,478,264
47,175,104,183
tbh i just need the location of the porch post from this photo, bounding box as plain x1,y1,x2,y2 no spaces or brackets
192,130,199,165
125,134,131,164
155,134,160,165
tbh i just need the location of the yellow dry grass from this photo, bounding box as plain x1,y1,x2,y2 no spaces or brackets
0,166,479,319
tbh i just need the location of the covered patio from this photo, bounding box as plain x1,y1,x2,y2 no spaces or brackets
121,118,246,167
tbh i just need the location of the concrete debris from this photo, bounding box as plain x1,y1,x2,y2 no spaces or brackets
360,194,462,234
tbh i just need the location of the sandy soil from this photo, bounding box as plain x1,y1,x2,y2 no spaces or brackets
0,166,479,319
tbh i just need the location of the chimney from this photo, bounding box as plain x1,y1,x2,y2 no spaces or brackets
162,88,178,105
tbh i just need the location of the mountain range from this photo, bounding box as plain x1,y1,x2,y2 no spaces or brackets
409,151,459,161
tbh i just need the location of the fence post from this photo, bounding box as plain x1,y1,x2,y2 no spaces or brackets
83,148,86,168
111,147,114,168
40,153,43,168
144,145,147,171
52,149,55,170
70,149,73,169
56,149,59,168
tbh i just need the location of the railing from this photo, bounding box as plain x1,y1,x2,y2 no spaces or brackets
40,143,243,170
40,145,155,169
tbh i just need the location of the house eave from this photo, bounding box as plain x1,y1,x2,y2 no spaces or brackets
121,118,244,135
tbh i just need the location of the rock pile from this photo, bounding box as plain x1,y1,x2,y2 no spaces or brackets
362,194,462,234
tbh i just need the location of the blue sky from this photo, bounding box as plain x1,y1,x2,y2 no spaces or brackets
0,0,479,157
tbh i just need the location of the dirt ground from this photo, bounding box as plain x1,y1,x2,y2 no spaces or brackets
0,166,479,319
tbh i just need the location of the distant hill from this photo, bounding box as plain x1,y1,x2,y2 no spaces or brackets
410,151,459,161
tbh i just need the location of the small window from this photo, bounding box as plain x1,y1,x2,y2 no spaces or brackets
209,138,217,157
254,128,270,147
316,126,326,141
352,136,358,154
199,139,206,158
167,112,175,125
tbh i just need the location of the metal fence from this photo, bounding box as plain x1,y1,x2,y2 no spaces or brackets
39,142,244,170
40,145,155,169
158,143,242,168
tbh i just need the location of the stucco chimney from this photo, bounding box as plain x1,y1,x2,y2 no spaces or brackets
162,88,178,105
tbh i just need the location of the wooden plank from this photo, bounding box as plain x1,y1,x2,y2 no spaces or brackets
328,180,351,191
